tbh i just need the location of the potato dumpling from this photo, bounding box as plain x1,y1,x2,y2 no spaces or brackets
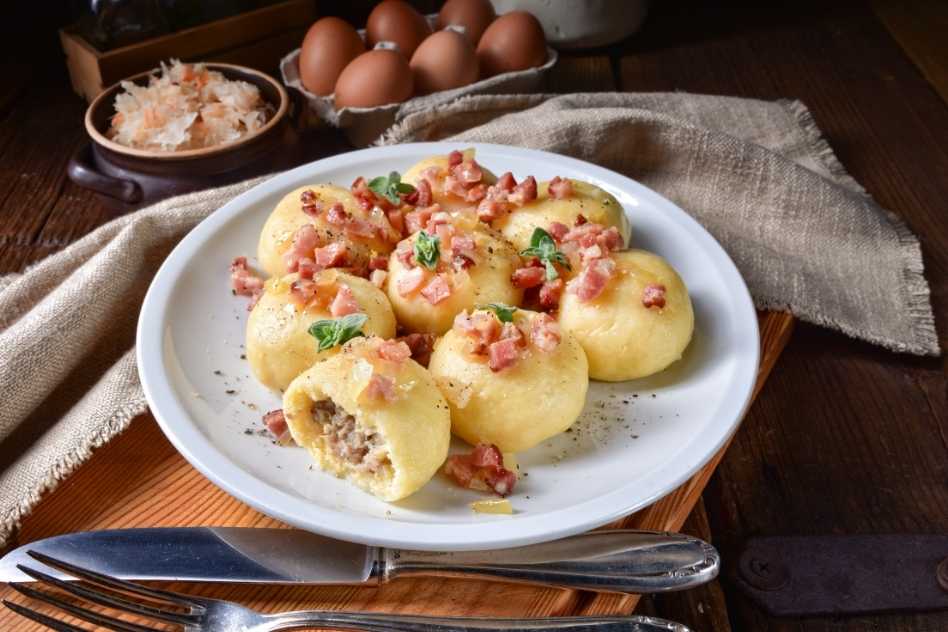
247,270,396,393
493,179,631,251
258,184,397,278
400,148,497,214
283,336,451,501
385,214,523,335
428,308,588,453
558,249,693,382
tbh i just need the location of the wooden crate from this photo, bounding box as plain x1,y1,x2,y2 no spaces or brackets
60,0,316,102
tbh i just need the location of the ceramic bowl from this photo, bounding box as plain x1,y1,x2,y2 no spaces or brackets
69,63,304,216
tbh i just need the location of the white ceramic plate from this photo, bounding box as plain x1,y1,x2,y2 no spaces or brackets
137,143,759,551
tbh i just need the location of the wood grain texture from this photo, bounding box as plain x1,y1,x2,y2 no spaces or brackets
614,0,948,630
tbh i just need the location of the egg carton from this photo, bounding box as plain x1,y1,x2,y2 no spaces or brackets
280,16,557,148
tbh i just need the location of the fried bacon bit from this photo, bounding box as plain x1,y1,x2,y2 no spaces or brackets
396,266,427,296
488,337,520,372
567,256,616,303
312,242,349,271
454,159,483,185
351,176,379,211
262,409,293,445
454,310,501,355
397,332,437,368
330,283,362,317
530,313,561,352
289,278,318,304
369,255,389,271
643,284,667,309
373,339,412,365
326,203,348,226
507,175,537,206
447,150,463,168
476,198,506,221
283,224,320,272
405,204,439,235
395,241,415,267
230,256,266,310
386,208,406,238
573,213,588,226
511,265,546,289
445,443,517,497
365,374,398,402
548,176,573,200
413,177,433,207
421,274,451,305
539,278,564,310
547,221,570,242
300,189,318,204
495,172,516,192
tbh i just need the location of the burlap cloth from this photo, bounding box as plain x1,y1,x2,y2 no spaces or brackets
0,93,938,547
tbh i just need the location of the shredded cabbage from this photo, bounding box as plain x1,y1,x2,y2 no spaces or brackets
106,59,273,151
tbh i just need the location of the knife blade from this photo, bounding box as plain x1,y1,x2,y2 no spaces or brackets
0,527,718,593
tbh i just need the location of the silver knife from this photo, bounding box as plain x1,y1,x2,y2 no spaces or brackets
0,527,718,593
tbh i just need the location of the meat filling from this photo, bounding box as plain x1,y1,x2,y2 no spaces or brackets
311,399,390,474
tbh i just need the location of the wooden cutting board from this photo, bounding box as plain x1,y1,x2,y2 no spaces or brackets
0,311,793,629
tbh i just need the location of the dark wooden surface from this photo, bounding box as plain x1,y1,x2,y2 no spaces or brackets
2,0,948,630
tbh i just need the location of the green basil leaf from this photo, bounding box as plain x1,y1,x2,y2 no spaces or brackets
367,171,415,205
475,302,518,323
414,230,441,270
307,313,368,352
519,227,570,281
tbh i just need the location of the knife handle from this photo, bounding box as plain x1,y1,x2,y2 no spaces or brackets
378,530,718,593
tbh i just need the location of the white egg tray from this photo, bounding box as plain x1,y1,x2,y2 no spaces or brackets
280,16,557,148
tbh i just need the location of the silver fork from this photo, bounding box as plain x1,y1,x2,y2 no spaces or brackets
3,551,694,632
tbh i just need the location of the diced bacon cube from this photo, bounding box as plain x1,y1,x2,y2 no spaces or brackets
598,226,625,252
453,159,483,185
300,189,319,204
230,256,266,310
511,266,546,289
548,176,573,200
447,150,463,168
413,177,433,207
507,176,537,206
643,284,667,309
289,278,318,305
397,332,437,368
499,322,525,346
445,443,517,497
263,409,293,445
312,242,348,271
476,198,506,221
365,374,398,402
326,203,348,226
530,313,561,352
396,266,427,296
465,183,487,202
495,172,516,192
369,256,389,271
283,224,320,272
297,257,317,280
539,278,564,310
421,274,451,305
330,283,362,317
451,233,476,253
405,204,439,235
454,310,500,354
547,221,570,242
442,175,469,199
374,339,412,365
488,337,521,372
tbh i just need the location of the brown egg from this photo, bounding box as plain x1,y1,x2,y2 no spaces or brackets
298,17,366,96
476,10,547,78
410,29,480,96
366,0,432,59
333,49,415,110
436,0,496,47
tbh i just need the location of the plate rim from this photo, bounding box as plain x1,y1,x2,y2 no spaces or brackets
137,142,760,551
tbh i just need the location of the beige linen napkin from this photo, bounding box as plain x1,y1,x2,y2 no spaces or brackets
0,92,938,548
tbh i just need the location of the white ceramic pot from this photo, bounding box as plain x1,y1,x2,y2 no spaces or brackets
489,0,647,50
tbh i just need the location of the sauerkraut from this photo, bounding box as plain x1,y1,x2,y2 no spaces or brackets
106,59,273,152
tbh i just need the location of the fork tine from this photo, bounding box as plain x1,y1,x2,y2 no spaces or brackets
4,598,92,632
26,550,205,608
15,564,197,628
7,584,160,632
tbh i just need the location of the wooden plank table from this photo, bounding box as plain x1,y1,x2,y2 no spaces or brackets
1,0,947,630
